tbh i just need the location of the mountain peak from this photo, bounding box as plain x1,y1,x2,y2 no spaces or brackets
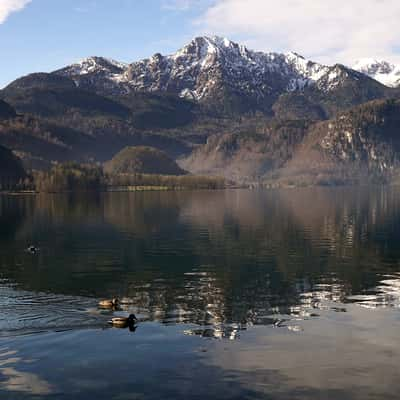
209,35,236,48
173,35,235,58
172,35,253,62
56,56,128,78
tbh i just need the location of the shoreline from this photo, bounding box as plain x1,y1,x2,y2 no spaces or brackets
1,182,395,195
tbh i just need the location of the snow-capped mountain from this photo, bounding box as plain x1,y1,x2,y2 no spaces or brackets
54,37,368,98
353,59,400,88
123,37,341,99
52,36,392,116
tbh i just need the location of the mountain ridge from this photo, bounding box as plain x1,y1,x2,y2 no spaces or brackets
53,36,400,96
1,37,400,186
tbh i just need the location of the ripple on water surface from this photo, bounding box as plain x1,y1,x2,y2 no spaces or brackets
0,285,106,336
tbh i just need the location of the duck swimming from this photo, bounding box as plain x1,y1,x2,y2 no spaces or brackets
98,298,119,308
27,245,39,254
109,314,137,328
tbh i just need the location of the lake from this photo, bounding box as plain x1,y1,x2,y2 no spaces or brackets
1,188,400,399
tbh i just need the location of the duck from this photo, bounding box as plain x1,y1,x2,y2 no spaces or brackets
98,298,119,308
109,314,137,328
27,245,39,254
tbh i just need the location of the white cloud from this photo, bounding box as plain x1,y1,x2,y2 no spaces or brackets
195,0,400,64
0,0,31,24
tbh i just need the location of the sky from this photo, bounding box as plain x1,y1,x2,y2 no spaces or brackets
1,0,400,88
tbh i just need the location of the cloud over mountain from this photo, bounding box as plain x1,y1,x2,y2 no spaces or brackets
196,0,400,65
0,0,31,24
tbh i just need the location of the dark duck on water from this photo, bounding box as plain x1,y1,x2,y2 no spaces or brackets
27,245,39,254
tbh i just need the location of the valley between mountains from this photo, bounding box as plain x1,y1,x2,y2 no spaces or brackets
1,36,400,187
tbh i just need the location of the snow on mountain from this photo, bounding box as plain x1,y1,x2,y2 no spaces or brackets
353,58,400,88
66,56,127,75
54,36,389,103
55,56,129,88
123,36,349,99
57,57,128,75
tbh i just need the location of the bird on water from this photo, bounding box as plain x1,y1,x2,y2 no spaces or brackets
98,298,119,308
109,314,137,328
27,245,39,254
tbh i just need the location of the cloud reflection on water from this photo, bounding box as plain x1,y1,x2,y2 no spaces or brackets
0,348,53,395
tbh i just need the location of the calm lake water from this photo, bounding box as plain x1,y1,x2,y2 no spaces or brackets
1,188,400,399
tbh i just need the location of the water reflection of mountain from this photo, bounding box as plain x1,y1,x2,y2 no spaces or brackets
1,188,400,333
0,196,32,241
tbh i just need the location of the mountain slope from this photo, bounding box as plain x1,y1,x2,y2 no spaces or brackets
105,146,187,176
183,99,400,185
0,110,191,169
0,144,27,188
2,75,131,118
298,65,391,118
180,120,311,183
0,100,16,119
1,72,197,129
0,73,195,165
280,99,400,180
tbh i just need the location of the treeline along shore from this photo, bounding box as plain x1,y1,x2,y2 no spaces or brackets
1,162,225,193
